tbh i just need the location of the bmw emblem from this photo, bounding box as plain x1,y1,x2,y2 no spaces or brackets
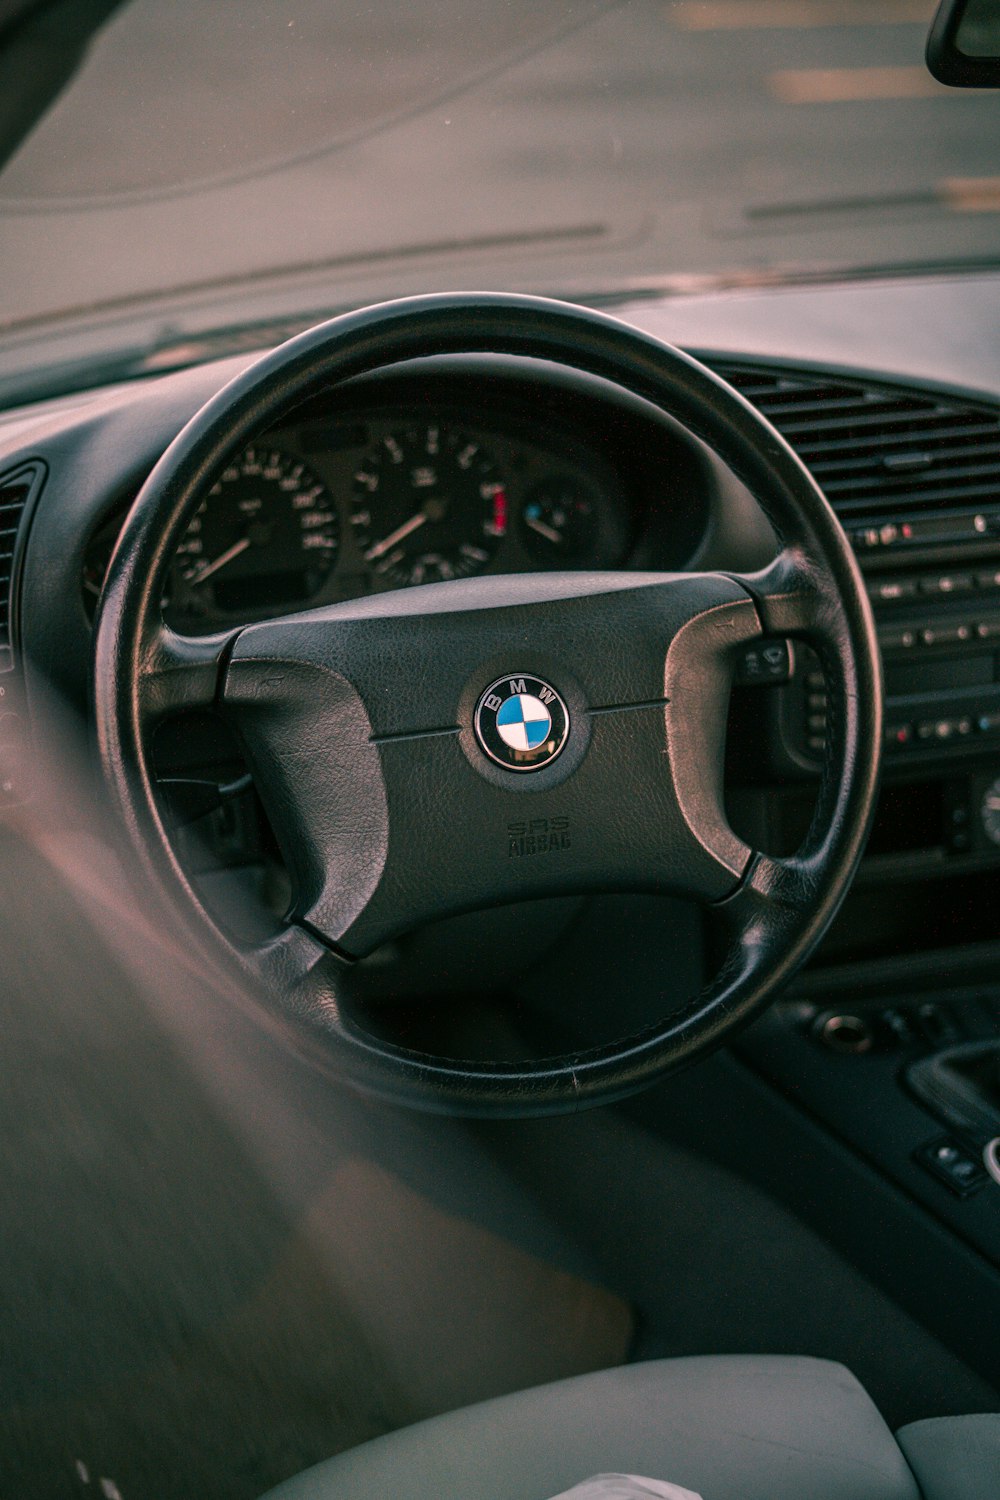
474,674,570,772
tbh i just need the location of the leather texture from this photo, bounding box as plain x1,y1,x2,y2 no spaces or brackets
258,1356,920,1500
897,1415,1000,1500
224,573,758,955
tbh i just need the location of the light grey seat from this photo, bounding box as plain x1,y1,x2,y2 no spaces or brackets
896,1416,1000,1499
260,1355,925,1500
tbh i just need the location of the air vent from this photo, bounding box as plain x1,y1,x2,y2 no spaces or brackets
708,363,1000,538
0,462,43,672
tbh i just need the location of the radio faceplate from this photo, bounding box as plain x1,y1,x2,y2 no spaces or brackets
790,544,1000,767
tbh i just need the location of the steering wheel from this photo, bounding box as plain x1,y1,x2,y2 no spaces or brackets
93,293,882,1116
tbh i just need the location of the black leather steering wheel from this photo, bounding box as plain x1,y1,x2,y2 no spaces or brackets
93,293,882,1116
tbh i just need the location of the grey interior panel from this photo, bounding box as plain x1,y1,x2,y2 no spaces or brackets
261,1356,921,1500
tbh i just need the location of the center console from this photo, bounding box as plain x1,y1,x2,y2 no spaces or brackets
718,371,1000,1323
794,506,1000,862
731,442,1000,863
741,976,1000,1260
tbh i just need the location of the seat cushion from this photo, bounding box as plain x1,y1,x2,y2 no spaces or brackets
896,1415,1000,1500
260,1355,920,1500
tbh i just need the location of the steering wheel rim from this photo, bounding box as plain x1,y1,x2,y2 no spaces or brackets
93,292,882,1116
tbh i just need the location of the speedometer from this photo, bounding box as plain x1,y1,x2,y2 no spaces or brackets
349,424,508,587
171,446,339,622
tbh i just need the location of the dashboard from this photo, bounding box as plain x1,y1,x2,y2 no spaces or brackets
3,271,1000,984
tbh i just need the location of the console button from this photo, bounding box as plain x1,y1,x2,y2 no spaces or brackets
914,1002,963,1046
815,1012,876,1055
879,628,917,651
921,624,972,647
915,717,973,742
884,723,913,749
880,1008,916,1046
736,639,790,684
916,1138,989,1198
920,573,974,596
976,621,1000,640
869,578,917,603
976,569,1000,590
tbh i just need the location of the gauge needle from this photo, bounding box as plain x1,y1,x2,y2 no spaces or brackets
191,536,251,584
525,513,562,545
364,510,427,562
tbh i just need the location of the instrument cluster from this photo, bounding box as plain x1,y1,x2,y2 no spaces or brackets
83,408,634,633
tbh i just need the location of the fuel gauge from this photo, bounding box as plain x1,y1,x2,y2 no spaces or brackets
520,478,597,563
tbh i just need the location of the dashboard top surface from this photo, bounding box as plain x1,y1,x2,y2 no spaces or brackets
619,270,1000,406
0,268,998,442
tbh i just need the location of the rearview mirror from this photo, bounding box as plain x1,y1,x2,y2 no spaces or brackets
927,0,1000,86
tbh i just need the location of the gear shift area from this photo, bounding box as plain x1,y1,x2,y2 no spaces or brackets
908,1040,1000,1140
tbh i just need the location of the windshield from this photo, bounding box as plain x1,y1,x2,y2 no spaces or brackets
0,0,997,380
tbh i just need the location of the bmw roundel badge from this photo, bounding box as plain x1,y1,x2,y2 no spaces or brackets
474,674,570,772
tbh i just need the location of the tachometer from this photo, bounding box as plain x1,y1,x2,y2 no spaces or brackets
171,446,339,621
349,424,508,587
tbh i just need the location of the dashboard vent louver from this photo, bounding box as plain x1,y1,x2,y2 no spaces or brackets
0,463,42,672
708,363,1000,534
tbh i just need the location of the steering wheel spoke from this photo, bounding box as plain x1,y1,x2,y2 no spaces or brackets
247,919,344,1008
731,544,839,639
141,623,237,720
661,576,763,893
